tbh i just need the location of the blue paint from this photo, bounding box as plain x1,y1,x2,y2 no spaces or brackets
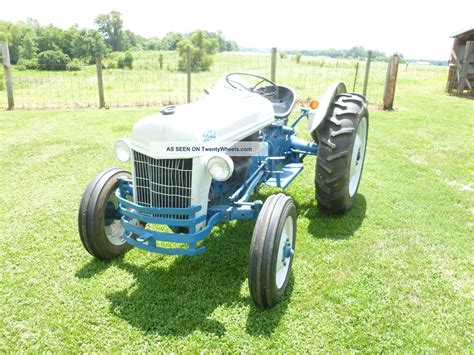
290,135,318,155
119,205,206,227
208,201,263,222
114,107,321,257
202,130,217,142
266,163,304,189
290,109,309,128
283,243,295,259
122,211,222,245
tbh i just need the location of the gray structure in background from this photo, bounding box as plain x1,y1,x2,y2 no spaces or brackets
446,27,474,96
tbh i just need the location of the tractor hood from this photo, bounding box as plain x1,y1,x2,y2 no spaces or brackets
131,89,274,158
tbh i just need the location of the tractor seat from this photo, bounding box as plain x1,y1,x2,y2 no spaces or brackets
268,86,296,119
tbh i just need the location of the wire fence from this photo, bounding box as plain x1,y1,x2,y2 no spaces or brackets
0,48,447,110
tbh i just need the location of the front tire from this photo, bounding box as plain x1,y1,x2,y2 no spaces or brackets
78,168,132,260
248,193,296,309
315,93,369,214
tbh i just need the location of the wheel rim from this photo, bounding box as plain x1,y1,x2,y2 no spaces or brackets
276,215,294,289
349,116,368,197
104,195,127,246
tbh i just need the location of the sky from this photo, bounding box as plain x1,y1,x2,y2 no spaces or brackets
2,0,473,60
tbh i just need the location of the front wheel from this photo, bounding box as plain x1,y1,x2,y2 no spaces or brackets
78,168,133,260
248,193,296,309
315,93,369,214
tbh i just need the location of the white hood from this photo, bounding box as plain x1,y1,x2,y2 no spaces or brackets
131,88,274,158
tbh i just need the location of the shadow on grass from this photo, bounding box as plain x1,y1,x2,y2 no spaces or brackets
297,193,367,240
76,219,292,337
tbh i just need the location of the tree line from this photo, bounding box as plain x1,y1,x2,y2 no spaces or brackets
286,47,390,61
0,11,238,70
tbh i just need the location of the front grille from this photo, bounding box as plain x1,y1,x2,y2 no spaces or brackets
133,151,193,219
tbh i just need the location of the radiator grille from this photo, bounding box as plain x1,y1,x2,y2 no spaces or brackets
133,151,193,219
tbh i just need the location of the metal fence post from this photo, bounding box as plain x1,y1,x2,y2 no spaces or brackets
1,42,14,110
95,54,105,108
383,54,400,110
362,50,372,98
186,47,192,103
352,62,359,92
271,47,277,83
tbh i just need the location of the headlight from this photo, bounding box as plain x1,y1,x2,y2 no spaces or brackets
207,154,234,181
114,139,131,162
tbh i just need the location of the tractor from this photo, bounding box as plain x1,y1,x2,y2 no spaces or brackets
78,73,368,308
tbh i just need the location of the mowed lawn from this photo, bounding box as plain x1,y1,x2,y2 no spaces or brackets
0,74,472,351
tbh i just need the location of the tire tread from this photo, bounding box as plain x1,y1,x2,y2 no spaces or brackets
315,93,369,214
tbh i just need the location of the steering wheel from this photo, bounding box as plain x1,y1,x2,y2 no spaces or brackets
225,73,278,98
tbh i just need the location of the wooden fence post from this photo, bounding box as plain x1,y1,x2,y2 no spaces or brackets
383,54,400,110
95,54,105,108
270,47,277,83
1,42,14,110
186,47,192,103
457,41,473,95
352,61,359,91
362,50,372,98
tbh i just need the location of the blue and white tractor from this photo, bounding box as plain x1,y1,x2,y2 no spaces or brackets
78,73,368,308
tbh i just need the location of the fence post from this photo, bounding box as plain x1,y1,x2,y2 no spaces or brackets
1,42,14,110
95,54,105,108
186,47,191,103
352,62,359,91
270,47,277,83
383,54,400,110
362,50,372,97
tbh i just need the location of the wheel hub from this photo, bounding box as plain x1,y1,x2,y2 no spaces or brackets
356,149,361,165
104,201,120,226
104,196,126,246
282,238,295,265
276,217,294,289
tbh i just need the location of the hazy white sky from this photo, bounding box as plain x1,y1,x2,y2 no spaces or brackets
2,0,473,60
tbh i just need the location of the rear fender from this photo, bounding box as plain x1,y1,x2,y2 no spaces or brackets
307,82,347,140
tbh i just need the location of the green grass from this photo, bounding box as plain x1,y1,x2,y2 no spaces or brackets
0,67,472,352
0,51,447,109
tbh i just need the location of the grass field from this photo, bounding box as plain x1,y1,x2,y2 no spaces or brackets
0,64,472,351
0,50,445,109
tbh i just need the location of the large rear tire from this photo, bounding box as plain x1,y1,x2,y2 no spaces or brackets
315,93,368,214
248,193,296,309
78,168,133,260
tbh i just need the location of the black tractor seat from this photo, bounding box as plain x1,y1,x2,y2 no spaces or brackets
268,86,296,120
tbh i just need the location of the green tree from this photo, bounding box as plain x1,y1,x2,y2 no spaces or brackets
95,11,123,51
0,22,25,63
146,37,161,50
226,40,238,51
0,21,14,58
36,24,63,53
117,51,133,69
72,29,107,63
60,26,80,58
158,53,163,70
161,32,183,51
19,33,37,59
177,30,218,72
37,50,70,70
201,30,238,52
122,30,145,51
